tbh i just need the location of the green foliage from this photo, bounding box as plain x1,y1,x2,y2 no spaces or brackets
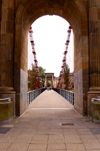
28,81,31,89
47,81,51,87
28,65,46,90
39,66,46,86
28,67,38,90
63,63,70,90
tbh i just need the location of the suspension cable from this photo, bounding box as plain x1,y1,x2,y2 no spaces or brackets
57,25,72,88
29,26,43,89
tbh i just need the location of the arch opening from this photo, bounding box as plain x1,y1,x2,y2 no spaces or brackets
14,0,88,116
28,15,74,76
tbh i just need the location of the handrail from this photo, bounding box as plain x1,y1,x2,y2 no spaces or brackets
27,88,46,105
53,88,74,105
0,97,11,102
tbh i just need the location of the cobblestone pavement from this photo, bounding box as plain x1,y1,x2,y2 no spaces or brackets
0,90,100,151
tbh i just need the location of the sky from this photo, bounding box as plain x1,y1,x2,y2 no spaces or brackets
28,15,74,77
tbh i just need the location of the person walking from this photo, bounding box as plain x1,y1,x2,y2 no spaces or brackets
49,86,51,90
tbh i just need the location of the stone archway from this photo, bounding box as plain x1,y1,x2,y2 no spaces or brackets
45,73,54,88
0,0,99,116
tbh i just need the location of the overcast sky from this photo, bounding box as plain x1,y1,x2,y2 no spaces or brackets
28,15,74,77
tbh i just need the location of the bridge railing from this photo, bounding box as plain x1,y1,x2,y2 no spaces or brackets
27,88,46,105
53,88,74,105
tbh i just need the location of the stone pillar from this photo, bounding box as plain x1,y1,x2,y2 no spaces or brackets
0,0,15,117
52,74,54,88
45,74,47,88
88,0,100,116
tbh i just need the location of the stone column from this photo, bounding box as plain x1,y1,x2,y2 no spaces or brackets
52,74,54,88
0,0,15,117
45,74,47,88
88,0,100,115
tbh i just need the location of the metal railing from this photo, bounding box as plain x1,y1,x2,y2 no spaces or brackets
27,88,46,104
53,88,74,105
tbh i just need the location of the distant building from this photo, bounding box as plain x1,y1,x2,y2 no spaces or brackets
59,72,74,89
54,77,59,88
59,76,65,89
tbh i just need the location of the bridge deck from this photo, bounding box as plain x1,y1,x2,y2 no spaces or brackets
0,90,100,150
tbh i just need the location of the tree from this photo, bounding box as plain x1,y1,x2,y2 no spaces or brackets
28,66,38,90
28,65,46,90
63,63,70,90
39,66,46,87
47,81,51,87
28,81,31,90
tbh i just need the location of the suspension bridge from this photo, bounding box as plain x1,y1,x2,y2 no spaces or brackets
29,25,72,89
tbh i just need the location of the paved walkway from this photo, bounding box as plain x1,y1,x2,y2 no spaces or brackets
0,90,100,151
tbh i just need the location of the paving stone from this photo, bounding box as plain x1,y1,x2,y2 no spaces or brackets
66,144,86,150
0,143,11,149
0,136,16,143
28,144,47,150
31,135,48,143
47,150,66,151
17,134,33,139
35,128,50,134
48,134,64,140
47,144,66,150
77,129,93,135
7,149,27,151
49,128,63,134
14,138,32,144
79,134,96,139
63,129,78,135
27,150,46,151
48,139,65,144
81,138,99,144
67,150,86,151
65,138,82,144
64,134,80,139
8,143,29,150
84,143,100,150
48,135,65,144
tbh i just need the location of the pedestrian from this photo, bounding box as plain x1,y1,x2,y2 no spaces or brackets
49,86,51,90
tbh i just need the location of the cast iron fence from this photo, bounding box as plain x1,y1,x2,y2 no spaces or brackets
53,88,74,105
27,88,46,104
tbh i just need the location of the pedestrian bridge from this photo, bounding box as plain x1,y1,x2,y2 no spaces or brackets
0,90,100,150
28,90,73,109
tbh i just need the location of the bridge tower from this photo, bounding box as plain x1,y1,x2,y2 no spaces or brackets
45,73,54,88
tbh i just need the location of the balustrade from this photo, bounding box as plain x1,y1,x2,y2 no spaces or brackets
53,88,74,105
27,88,46,104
